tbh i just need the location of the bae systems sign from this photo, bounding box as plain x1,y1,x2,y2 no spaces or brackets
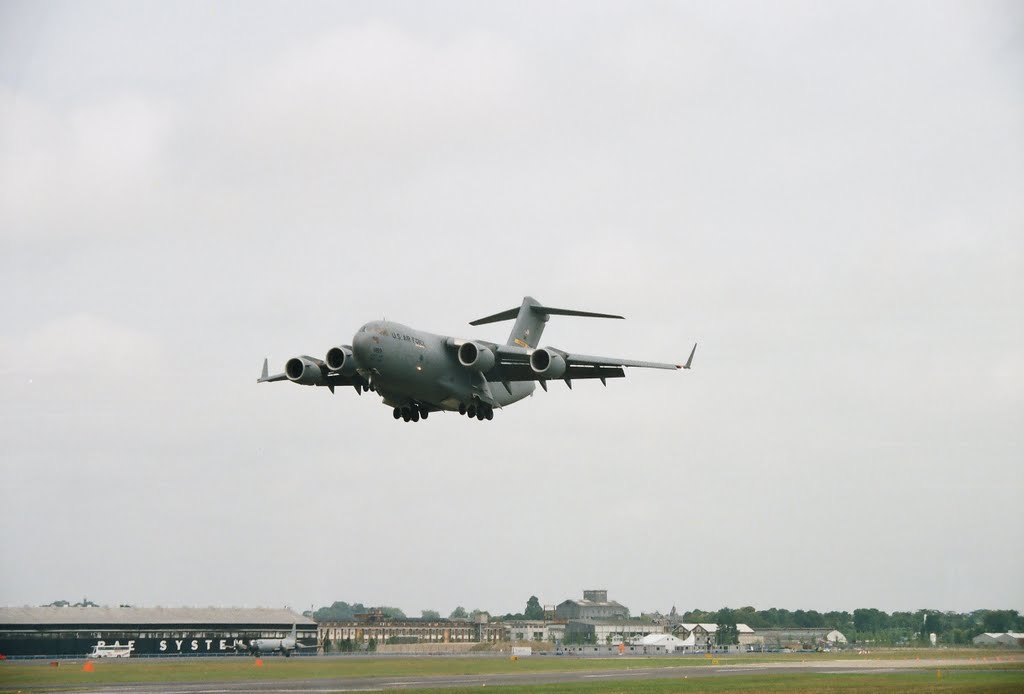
94,638,247,653
159,638,246,652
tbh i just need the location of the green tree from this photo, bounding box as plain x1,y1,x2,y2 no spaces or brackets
853,608,887,634
524,596,544,620
421,609,441,620
312,601,367,622
449,606,468,620
367,637,377,652
716,623,738,646
981,610,1019,633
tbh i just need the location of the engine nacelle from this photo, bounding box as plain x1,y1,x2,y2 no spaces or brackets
458,342,496,372
325,345,356,375
530,347,567,379
285,356,327,386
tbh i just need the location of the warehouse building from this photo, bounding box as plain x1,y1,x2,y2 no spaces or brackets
751,627,847,649
671,623,758,648
0,606,315,657
973,632,1024,647
565,618,663,644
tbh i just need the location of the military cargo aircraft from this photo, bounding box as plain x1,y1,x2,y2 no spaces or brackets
259,296,694,423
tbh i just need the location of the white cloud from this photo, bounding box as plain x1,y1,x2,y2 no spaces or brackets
0,90,171,240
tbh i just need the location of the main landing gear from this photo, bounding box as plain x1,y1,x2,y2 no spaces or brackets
394,405,430,423
458,399,494,421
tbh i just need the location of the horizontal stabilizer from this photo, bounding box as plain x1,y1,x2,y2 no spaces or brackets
540,307,624,320
469,307,521,326
470,301,623,326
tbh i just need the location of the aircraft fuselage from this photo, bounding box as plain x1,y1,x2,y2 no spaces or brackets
351,321,534,412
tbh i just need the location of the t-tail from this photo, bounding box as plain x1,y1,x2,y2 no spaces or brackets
470,296,624,349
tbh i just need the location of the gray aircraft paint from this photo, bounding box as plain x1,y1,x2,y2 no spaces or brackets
249,624,303,657
260,296,693,421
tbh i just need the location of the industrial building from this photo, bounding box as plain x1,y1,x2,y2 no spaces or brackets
0,606,315,657
555,590,629,620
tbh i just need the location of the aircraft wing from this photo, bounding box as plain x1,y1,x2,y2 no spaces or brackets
486,343,695,386
487,362,626,384
256,357,371,394
257,358,289,383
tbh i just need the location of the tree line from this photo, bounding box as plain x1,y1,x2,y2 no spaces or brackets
680,606,1024,645
306,597,546,623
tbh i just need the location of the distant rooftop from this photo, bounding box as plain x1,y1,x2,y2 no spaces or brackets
0,606,314,626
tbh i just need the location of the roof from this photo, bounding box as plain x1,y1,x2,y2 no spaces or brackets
559,599,626,609
569,619,659,627
0,607,315,627
632,633,696,647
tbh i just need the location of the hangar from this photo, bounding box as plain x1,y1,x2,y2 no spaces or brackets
0,606,315,657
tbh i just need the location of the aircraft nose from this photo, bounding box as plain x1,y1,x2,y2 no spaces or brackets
352,328,371,363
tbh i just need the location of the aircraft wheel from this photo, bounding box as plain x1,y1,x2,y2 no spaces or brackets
411,410,420,422
458,403,466,415
485,408,493,420
393,408,401,420
466,405,476,418
420,409,429,420
476,409,484,420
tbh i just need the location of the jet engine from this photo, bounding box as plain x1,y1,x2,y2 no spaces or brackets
325,345,356,375
458,342,496,372
285,356,327,386
530,347,567,379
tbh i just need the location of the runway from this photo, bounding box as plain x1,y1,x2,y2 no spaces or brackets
10,656,1020,693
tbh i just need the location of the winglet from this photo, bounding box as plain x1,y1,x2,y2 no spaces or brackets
258,358,270,383
681,343,697,370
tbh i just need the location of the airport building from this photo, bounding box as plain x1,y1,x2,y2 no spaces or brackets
505,620,565,643
318,611,504,647
0,606,315,657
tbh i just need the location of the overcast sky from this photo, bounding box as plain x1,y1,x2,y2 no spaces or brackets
1,0,1021,618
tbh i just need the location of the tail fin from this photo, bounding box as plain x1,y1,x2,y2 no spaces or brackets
470,296,624,348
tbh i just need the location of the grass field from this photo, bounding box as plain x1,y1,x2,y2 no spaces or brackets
1,651,1022,691
413,670,1024,693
